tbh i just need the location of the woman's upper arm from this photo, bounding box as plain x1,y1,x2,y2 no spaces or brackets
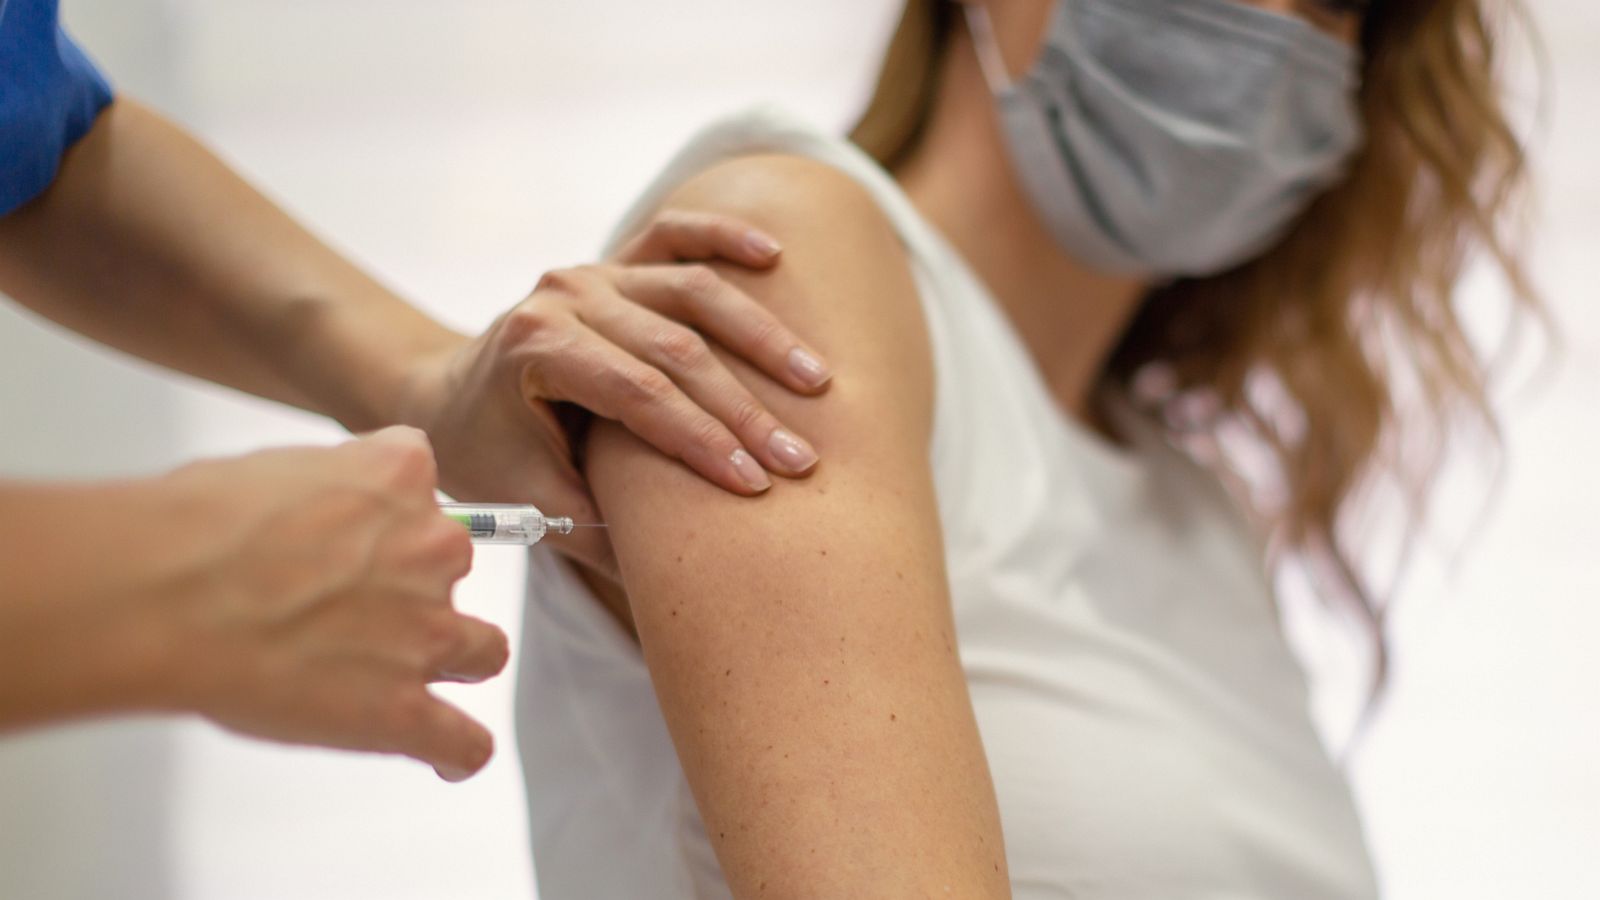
584,155,1010,898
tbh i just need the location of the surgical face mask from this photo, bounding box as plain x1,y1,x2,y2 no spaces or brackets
963,0,1364,278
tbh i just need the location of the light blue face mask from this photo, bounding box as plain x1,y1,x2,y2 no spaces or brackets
964,0,1365,278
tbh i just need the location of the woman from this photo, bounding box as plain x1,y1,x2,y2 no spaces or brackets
517,0,1537,895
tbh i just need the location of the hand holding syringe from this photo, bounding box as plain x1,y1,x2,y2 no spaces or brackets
440,503,603,545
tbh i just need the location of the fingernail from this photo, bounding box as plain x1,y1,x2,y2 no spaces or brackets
787,347,831,388
436,764,473,783
730,449,772,492
767,428,819,474
744,230,782,259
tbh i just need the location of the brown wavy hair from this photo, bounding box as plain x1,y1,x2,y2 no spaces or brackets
852,0,1543,700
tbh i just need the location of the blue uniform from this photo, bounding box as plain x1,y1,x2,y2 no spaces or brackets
0,0,113,215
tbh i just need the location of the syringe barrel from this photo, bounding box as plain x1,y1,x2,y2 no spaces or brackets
441,503,550,545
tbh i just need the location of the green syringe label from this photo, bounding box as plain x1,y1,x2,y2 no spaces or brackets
447,512,497,538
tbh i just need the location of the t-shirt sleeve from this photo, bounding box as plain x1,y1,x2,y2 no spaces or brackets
1,3,115,216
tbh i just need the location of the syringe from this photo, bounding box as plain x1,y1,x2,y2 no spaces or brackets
440,502,589,546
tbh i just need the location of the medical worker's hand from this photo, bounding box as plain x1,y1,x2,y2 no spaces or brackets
155,427,504,781
398,212,832,573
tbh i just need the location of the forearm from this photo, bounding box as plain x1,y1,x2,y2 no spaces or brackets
0,480,186,730
0,98,461,431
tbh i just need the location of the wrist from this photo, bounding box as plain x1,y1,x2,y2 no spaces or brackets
269,284,467,434
125,464,267,718
86,475,214,716
338,322,468,434
388,332,471,437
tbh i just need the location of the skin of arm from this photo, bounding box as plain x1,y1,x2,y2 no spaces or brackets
0,98,456,432
0,96,831,558
583,155,1011,897
0,479,182,725
0,95,831,753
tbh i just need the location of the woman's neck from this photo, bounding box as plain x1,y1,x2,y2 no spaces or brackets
893,27,1147,422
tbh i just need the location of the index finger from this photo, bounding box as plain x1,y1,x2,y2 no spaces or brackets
615,210,784,269
609,264,832,395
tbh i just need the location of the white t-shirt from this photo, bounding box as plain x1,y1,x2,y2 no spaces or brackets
516,107,1379,900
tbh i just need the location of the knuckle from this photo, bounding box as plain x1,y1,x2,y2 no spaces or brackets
676,264,720,298
448,534,474,578
652,327,711,371
649,209,688,231
500,304,554,346
744,313,787,352
570,263,609,283
642,212,690,242
612,364,675,407
728,396,770,433
638,218,669,245
533,266,585,296
421,519,474,578
686,417,733,457
375,439,437,490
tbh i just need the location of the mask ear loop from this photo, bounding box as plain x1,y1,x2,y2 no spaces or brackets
959,1,1016,95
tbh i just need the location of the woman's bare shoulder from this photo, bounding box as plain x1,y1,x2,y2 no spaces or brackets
667,152,892,239
653,151,934,415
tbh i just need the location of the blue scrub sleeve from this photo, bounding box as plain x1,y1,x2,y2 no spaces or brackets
0,0,116,215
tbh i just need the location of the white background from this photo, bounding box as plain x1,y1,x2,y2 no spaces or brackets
0,1,1594,897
